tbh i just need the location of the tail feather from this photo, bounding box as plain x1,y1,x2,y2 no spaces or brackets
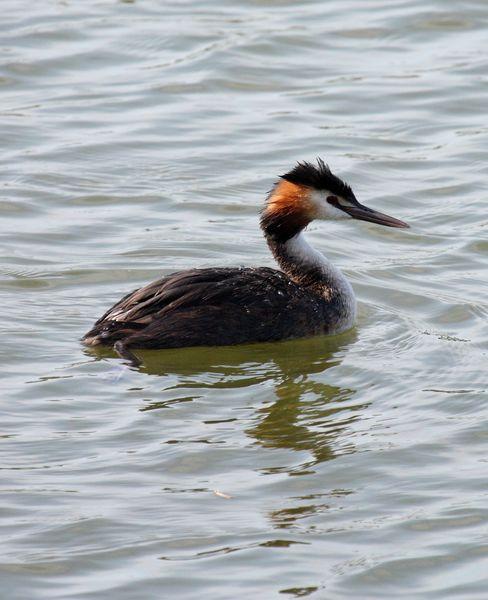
82,320,144,347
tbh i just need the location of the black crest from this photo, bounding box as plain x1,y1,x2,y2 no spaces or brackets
281,158,355,200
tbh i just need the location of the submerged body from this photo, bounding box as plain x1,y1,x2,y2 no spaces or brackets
83,160,408,362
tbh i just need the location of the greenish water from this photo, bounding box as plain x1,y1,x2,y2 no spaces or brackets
1,1,487,598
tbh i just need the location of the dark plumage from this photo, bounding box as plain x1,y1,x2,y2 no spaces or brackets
83,267,338,363
281,158,355,201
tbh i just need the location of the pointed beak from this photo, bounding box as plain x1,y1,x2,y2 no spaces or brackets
340,202,409,229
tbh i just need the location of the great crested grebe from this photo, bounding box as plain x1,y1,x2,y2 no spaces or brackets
83,159,408,364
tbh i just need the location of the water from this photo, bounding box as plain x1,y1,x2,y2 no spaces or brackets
1,1,487,598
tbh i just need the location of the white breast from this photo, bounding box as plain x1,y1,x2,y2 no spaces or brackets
284,232,357,332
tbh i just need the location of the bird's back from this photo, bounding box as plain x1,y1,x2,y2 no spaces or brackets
82,266,332,350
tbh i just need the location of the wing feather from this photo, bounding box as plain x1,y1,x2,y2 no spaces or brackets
83,266,327,348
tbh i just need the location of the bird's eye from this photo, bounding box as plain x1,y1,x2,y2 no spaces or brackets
327,195,339,206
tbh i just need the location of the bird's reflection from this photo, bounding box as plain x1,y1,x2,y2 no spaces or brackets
87,329,364,469
244,332,364,471
251,370,358,471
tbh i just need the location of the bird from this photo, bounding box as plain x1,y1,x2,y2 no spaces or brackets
83,159,408,364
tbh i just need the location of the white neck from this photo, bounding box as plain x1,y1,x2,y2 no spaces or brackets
271,232,357,332
284,232,332,270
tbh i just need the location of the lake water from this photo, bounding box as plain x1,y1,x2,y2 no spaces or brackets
1,1,487,598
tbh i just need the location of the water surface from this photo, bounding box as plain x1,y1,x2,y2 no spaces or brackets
1,1,487,598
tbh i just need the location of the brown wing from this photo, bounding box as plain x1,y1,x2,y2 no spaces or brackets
83,266,327,348
96,268,239,325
